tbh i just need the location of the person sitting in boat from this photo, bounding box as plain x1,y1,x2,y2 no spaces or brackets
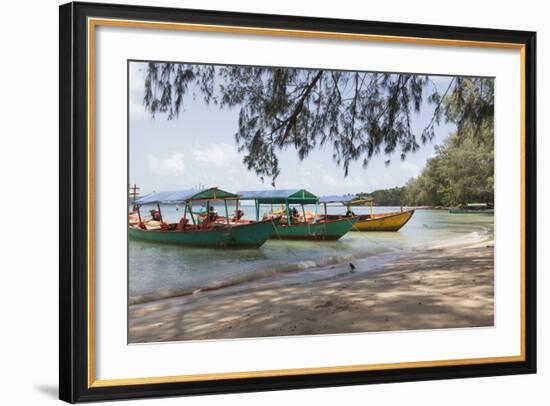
176,217,189,231
291,207,299,221
201,216,212,230
150,209,161,221
233,209,244,222
208,206,218,222
345,208,356,217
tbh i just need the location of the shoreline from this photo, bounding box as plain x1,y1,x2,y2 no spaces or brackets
129,235,494,343
129,228,491,306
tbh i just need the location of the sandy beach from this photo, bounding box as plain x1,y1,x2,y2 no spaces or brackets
129,238,494,343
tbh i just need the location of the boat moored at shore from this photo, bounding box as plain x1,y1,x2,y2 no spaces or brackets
129,187,278,248
319,195,414,232
238,189,358,241
449,203,494,214
128,217,279,248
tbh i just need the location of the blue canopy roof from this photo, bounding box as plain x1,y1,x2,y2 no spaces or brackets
237,189,318,204
319,195,356,204
134,190,193,205
134,187,237,205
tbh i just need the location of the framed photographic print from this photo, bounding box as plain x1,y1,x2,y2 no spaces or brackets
59,1,536,403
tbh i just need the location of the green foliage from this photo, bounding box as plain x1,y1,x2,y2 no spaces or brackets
143,63,493,182
444,77,494,140
400,80,494,207
402,128,494,207
357,187,406,206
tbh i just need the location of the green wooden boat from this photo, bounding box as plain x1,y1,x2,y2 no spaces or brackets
129,187,278,248
238,189,357,240
271,217,359,240
449,203,494,214
129,218,278,248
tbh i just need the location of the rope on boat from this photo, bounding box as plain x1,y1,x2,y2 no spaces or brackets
271,219,282,240
269,218,299,257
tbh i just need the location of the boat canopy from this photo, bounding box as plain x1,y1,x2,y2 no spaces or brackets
134,187,238,205
238,189,318,205
319,195,356,204
466,203,492,208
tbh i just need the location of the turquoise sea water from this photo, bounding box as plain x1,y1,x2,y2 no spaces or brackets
128,205,493,302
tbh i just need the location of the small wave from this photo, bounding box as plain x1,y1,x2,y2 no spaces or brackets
424,230,492,250
130,228,494,306
129,253,358,305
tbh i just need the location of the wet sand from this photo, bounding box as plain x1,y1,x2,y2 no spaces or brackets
129,239,494,343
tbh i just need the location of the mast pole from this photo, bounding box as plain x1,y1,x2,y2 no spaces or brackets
286,202,291,225
224,200,229,224
156,202,163,222
188,203,196,225
370,199,373,218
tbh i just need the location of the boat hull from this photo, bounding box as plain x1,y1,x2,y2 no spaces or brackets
128,218,278,248
352,210,414,231
271,217,358,240
449,208,494,214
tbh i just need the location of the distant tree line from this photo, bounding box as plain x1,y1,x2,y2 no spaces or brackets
357,187,406,206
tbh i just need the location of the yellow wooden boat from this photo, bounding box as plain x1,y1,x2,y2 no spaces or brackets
350,210,414,231
319,195,414,232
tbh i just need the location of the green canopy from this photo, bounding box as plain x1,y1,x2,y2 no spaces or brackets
237,189,319,205
188,187,238,202
466,203,492,208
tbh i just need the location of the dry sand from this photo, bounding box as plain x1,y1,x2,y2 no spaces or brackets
129,239,494,343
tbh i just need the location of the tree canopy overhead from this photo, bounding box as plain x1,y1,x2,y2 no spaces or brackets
142,62,494,181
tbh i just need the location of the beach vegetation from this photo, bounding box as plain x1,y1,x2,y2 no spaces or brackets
403,127,494,207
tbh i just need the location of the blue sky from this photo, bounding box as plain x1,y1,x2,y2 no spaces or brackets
129,62,456,196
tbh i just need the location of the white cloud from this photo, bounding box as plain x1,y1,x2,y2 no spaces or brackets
278,162,367,194
130,99,149,121
400,161,420,177
148,152,185,176
129,62,150,121
382,173,394,185
193,143,240,167
321,173,363,189
365,173,394,190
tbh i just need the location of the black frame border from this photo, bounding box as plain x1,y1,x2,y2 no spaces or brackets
59,1,537,403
